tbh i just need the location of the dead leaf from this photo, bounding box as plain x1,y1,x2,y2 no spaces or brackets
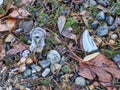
79,54,120,89
7,42,28,54
0,44,5,60
57,16,66,33
0,18,18,32
21,0,35,6
61,27,77,43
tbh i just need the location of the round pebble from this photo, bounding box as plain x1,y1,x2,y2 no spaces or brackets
96,11,105,21
23,69,32,77
110,34,118,39
110,24,117,31
42,68,50,77
96,25,109,37
34,66,41,72
105,16,114,26
75,77,86,86
39,60,51,69
89,0,97,6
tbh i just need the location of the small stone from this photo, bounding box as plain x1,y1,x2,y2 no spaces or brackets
110,24,117,31
47,50,61,64
118,17,120,25
30,64,36,69
110,34,118,40
105,16,114,25
42,68,50,77
22,50,30,58
15,28,24,33
113,54,120,63
0,87,3,90
96,25,109,37
39,60,51,69
5,34,15,42
96,11,105,21
50,64,61,73
109,39,115,45
96,0,110,7
75,77,86,86
23,69,32,77
91,21,99,29
34,66,41,72
89,0,97,6
32,68,36,74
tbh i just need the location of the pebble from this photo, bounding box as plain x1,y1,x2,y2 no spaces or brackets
42,68,50,77
32,68,36,74
118,17,120,25
96,11,105,21
110,24,117,31
113,54,120,63
23,69,32,77
89,0,97,6
96,25,109,37
96,0,110,7
91,21,99,29
22,50,30,58
75,77,86,86
34,66,41,72
50,64,61,73
105,16,114,26
47,50,61,64
0,87,3,90
39,60,51,69
110,34,118,39
15,28,24,33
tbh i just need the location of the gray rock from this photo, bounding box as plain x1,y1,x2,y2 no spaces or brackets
89,0,97,6
32,68,36,74
110,24,117,31
0,87,3,90
47,50,61,64
118,17,120,25
42,68,50,77
23,69,32,77
96,0,110,7
60,56,68,65
110,34,118,40
34,66,41,72
39,60,51,69
91,21,99,29
96,11,105,21
30,64,36,69
50,64,61,73
113,54,120,62
96,25,109,37
75,77,86,86
22,50,30,58
105,16,114,25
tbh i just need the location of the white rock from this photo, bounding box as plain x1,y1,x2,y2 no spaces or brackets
42,68,50,77
75,77,86,86
34,66,41,72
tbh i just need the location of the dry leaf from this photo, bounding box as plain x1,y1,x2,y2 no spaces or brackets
21,0,35,6
0,44,5,60
0,18,17,32
7,42,28,54
57,16,66,33
61,27,77,43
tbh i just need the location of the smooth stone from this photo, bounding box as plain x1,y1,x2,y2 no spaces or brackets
75,77,86,86
50,64,61,73
39,60,51,69
23,69,32,77
113,54,120,62
47,50,61,64
89,0,97,6
15,28,24,33
32,68,36,74
110,24,117,31
30,64,36,69
22,50,30,58
96,11,105,21
96,0,110,7
118,17,120,25
91,21,99,29
110,34,118,39
96,25,109,37
42,68,50,77
105,16,114,25
34,66,41,72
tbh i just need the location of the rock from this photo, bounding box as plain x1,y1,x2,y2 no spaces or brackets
47,50,61,64
5,34,15,42
39,60,51,69
110,34,118,39
96,25,109,37
110,24,117,31
30,27,46,52
34,66,41,72
60,56,68,65
22,50,30,58
91,21,99,29
30,64,36,69
118,17,120,25
42,68,50,77
75,77,86,86
32,68,36,74
15,28,24,33
96,11,105,21
50,64,61,73
113,54,120,63
109,39,115,45
105,16,114,25
89,0,97,6
0,87,3,90
96,0,110,7
23,69,32,77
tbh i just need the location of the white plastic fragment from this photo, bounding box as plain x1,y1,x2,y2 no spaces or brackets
82,30,98,52
30,27,46,52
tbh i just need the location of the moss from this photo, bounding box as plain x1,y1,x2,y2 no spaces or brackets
61,65,70,73
43,78,51,86
0,7,5,14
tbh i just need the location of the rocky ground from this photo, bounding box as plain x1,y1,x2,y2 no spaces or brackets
0,0,120,90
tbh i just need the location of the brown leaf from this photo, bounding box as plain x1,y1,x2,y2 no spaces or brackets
57,16,66,33
0,44,5,60
0,18,18,32
61,27,77,43
7,42,28,54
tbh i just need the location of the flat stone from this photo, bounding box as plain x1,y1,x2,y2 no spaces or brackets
39,60,51,69
110,34,118,40
96,11,105,21
96,0,110,7
23,69,32,77
96,25,109,37
75,77,86,86
42,68,50,77
105,16,114,25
